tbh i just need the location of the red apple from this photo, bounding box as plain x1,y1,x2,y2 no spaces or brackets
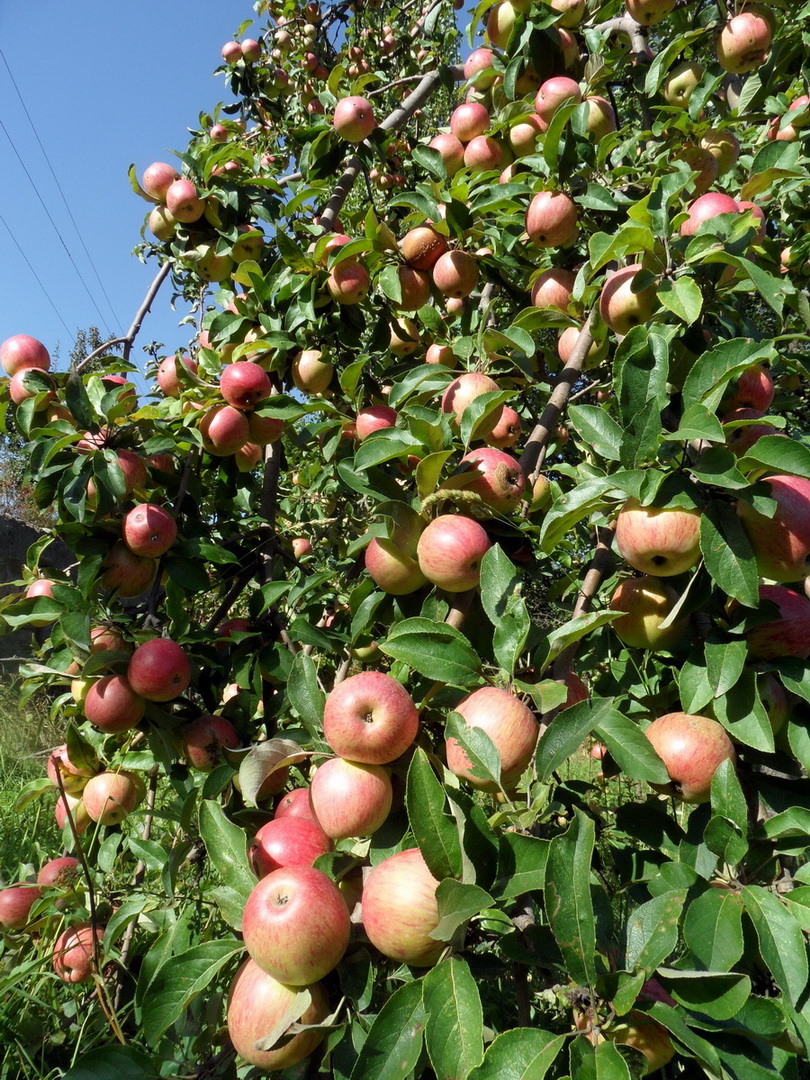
250,817,333,878
450,102,490,144
227,959,330,1071
0,884,41,929
100,542,157,598
531,267,576,311
82,771,144,825
0,334,50,376
323,670,418,764
327,261,371,305
680,191,740,237
248,411,284,445
122,504,177,558
37,856,80,889
432,251,479,298
599,264,659,335
625,0,676,25
611,577,688,650
440,371,503,439
362,848,444,966
54,791,91,835
428,132,465,175
127,638,190,702
394,265,432,311
165,178,205,223
292,537,312,559
486,406,521,449
180,715,241,770
220,362,272,410
615,498,702,577
525,190,578,247
142,161,181,200
47,744,94,794
645,712,736,803
9,368,56,410
717,11,772,74
534,76,582,124
417,514,491,592
243,865,350,985
558,326,608,368
309,758,393,839
447,447,526,514
746,585,810,660
356,406,397,440
400,226,449,271
274,787,320,825
333,96,376,142
53,922,104,983
463,135,503,172
83,674,145,734
291,349,333,394
365,537,428,595
447,685,539,791
720,363,774,412
200,405,251,456
464,47,497,88
737,475,810,582
721,408,777,457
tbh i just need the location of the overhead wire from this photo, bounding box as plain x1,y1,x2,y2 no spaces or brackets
0,211,73,337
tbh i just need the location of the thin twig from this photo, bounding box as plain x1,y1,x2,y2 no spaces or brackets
551,524,615,684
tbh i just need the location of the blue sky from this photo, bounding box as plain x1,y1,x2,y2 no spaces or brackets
0,1,250,373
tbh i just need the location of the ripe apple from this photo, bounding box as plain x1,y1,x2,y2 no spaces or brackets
122,504,177,558
82,770,145,825
243,865,350,984
486,1,517,49
235,442,262,471
680,191,740,237
165,179,205,223
83,674,145,734
745,585,810,660
441,371,503,439
611,576,688,650
585,96,617,138
0,334,51,376
37,856,80,889
394,265,431,311
615,497,702,576
309,758,393,839
625,0,676,25
432,251,479,298
525,190,578,247
720,363,774,412
355,406,397,441
200,405,251,456
700,129,741,175
9,368,56,410
722,408,777,457
487,406,521,449
557,326,608,369
53,923,104,983
55,791,91,835
291,349,333,394
446,447,526,514
100,542,157,598
450,102,490,144
292,537,312,559
362,848,444,966
274,787,320,825
531,267,576,310
464,47,497,88
446,685,539,791
127,638,191,701
323,670,418,764
644,712,736,803
248,411,284,445
141,161,181,201
400,225,449,271
227,959,330,1071
677,145,719,195
0,884,41,929
333,95,376,142
428,132,465,176
327,261,371,305
550,0,585,26
365,535,428,595
220,362,272,410
508,115,543,157
534,77,582,124
737,475,810,582
417,514,491,592
662,61,704,107
463,135,503,172
148,206,177,241
47,744,94,794
717,12,772,74
250,817,333,878
180,715,241,770
599,264,659,335
157,355,197,397
241,38,262,61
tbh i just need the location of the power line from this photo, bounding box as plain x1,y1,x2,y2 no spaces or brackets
0,108,115,339
0,211,73,338
0,49,124,332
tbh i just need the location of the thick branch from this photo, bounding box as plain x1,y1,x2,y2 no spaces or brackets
593,13,649,58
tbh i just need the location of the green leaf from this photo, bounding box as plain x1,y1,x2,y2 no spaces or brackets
349,980,427,1080
63,1047,159,1080
593,712,669,785
480,544,521,625
380,617,481,685
662,403,725,444
737,434,810,481
699,502,759,608
682,338,776,412
538,478,616,553
468,1029,564,1080
613,328,670,468
742,885,809,1006
543,610,625,670
198,800,255,913
658,276,703,324
140,940,243,1043
536,698,613,781
658,969,751,1021
569,1037,633,1080
568,405,623,461
406,749,463,881
238,739,309,807
495,833,550,900
423,957,484,1080
624,890,686,974
432,880,494,939
286,652,326,731
646,1003,723,1074
710,758,748,838
545,809,597,987
704,640,748,700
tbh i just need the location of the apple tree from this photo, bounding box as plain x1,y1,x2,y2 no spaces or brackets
2,0,810,1076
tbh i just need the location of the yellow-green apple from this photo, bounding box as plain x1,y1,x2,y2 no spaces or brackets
250,817,333,878
746,585,810,660
389,318,421,357
165,178,205,223
487,406,521,449
534,76,582,124
52,923,104,983
180,715,240,770
737,200,766,240
700,129,740,175
550,0,585,26
291,349,333,394
531,267,576,310
83,674,145,734
82,770,145,825
327,261,371,305
100,542,157,597
148,206,176,241
719,363,774,412
446,447,526,513
309,758,393,839
243,865,350,984
486,1,517,49
200,404,251,456
450,102,489,143
446,685,539,791
323,670,418,764
400,225,449,270
333,95,376,141
227,959,330,1071
235,441,262,471
585,95,617,137
441,371,503,439
122,504,177,558
737,475,810,582
599,266,659,335
55,791,91,834
615,497,702,576
626,0,676,24
417,514,491,592
644,712,736,803
141,161,181,201
585,1011,675,1074
463,135,503,172
508,115,543,157
529,474,552,513
611,577,688,650
525,190,578,247
0,884,41,930
717,11,772,74
432,251,479,298
220,362,272,410
364,505,428,595
127,638,190,701
362,848,445,966
662,61,704,107
428,132,466,175
274,787,320,825
721,408,777,456
677,145,718,195
356,406,397,440
248,411,284,445
157,354,197,397
0,334,50,376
